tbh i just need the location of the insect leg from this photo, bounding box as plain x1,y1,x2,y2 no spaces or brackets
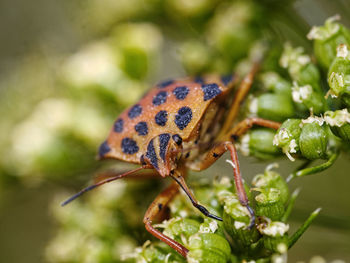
229,117,281,139
224,142,254,226
143,182,189,258
169,170,223,221
189,141,255,228
219,62,260,138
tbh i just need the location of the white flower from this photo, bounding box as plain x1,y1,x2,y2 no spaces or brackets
292,82,312,103
307,14,341,40
239,134,250,156
336,44,349,58
199,220,218,233
63,42,121,88
301,115,325,126
289,139,297,153
234,221,246,229
259,222,289,237
249,97,258,115
324,109,350,127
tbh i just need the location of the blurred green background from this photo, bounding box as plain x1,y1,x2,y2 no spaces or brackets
0,0,349,262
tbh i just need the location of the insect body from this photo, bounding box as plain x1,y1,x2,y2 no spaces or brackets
99,75,233,175
63,67,281,258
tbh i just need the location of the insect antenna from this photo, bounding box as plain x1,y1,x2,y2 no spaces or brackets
61,167,144,206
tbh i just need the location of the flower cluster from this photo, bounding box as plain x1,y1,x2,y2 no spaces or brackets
44,11,350,263
240,16,350,182
0,0,348,262
126,165,320,263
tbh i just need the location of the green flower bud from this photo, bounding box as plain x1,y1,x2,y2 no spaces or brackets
297,64,322,92
239,128,282,159
280,43,321,92
222,196,260,251
327,44,350,98
259,72,292,96
341,93,350,107
180,41,211,75
206,1,258,62
257,221,289,253
199,219,221,235
251,164,289,205
214,177,234,202
273,119,302,161
299,120,328,160
124,241,185,263
194,185,222,215
223,196,250,226
256,93,295,122
155,217,200,243
214,176,252,204
324,109,350,142
169,194,197,219
255,188,285,221
262,236,288,255
307,15,350,69
110,23,163,79
291,82,326,114
187,233,231,263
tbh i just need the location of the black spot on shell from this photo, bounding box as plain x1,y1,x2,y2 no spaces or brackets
128,104,142,119
158,79,174,88
135,121,148,136
114,118,124,133
173,86,189,100
221,75,233,86
201,83,222,101
159,133,170,161
194,76,204,84
213,152,219,158
98,141,110,157
175,106,192,130
146,139,158,169
153,91,168,106
155,111,168,126
121,138,139,154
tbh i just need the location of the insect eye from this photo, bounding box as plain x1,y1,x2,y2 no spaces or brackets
172,134,182,145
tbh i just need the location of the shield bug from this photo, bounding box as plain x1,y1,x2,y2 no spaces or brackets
62,65,280,258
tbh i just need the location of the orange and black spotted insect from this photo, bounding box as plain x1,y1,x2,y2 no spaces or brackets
62,64,281,258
